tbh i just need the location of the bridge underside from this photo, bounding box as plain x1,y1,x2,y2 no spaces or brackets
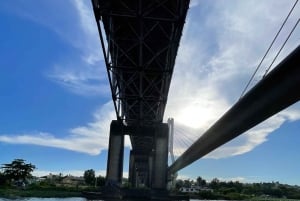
92,0,300,198
92,0,190,190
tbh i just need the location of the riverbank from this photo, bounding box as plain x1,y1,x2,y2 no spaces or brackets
0,187,83,199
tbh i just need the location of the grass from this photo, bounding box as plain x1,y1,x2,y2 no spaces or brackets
251,198,300,201
0,186,82,199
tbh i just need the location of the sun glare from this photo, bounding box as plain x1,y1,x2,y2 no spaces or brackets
176,102,217,129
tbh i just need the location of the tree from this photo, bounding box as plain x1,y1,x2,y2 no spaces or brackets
183,179,192,188
1,159,36,182
175,179,184,189
96,175,105,186
210,178,220,189
84,169,95,185
196,176,207,187
0,172,7,186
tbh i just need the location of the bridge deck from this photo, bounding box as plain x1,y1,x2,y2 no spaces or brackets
92,0,189,154
93,0,189,126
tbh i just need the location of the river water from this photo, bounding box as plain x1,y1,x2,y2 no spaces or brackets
0,198,205,201
0,198,210,201
0,198,87,201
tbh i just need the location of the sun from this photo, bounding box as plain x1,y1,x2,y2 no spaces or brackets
176,101,218,129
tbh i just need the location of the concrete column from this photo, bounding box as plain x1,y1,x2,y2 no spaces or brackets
106,120,124,186
135,156,149,187
148,154,153,187
151,123,169,189
128,150,136,187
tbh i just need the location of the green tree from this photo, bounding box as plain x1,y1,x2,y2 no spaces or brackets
0,172,7,186
196,176,207,187
175,179,184,189
183,179,192,188
84,169,95,185
210,178,220,189
1,159,36,182
96,175,105,186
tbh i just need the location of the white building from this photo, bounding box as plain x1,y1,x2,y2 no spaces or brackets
179,186,213,193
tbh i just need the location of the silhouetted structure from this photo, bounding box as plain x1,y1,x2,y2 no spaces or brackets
91,0,300,200
92,0,189,191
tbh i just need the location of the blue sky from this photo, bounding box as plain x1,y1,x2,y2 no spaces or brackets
0,0,300,185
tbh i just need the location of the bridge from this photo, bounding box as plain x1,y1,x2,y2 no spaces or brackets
91,0,300,199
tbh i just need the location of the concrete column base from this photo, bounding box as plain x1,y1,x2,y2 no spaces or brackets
106,120,124,187
151,123,169,189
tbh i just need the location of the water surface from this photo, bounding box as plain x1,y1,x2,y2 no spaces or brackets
0,198,87,201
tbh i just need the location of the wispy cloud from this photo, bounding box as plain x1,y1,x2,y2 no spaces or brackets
47,64,109,96
46,0,108,96
177,174,258,183
3,1,108,97
189,0,201,8
166,0,300,159
0,1,116,155
71,0,103,65
205,107,300,159
19,0,108,97
0,102,131,155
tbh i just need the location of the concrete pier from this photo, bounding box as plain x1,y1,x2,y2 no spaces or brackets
151,123,169,189
106,120,124,187
128,150,136,187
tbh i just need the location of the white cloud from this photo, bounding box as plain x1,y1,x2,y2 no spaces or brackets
33,170,88,177
0,102,131,155
33,169,128,178
189,0,200,8
0,1,121,156
35,0,108,96
175,174,256,183
71,0,103,65
176,174,247,183
47,64,109,96
214,176,247,183
4,1,107,97
177,174,195,181
48,0,109,97
166,0,300,159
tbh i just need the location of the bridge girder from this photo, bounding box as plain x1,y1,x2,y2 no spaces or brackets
92,0,189,127
168,45,300,175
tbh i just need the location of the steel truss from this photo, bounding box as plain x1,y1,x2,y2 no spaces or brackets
92,0,189,127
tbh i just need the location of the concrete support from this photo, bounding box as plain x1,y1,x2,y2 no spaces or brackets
129,151,151,188
129,150,136,187
136,156,150,187
106,120,124,187
148,154,153,185
151,123,169,189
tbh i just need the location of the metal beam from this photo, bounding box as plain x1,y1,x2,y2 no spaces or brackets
92,0,190,127
168,45,300,175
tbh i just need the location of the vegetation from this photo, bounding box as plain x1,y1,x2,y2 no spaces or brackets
83,169,106,187
83,169,95,185
0,159,106,199
0,184,82,199
1,159,300,200
175,177,300,200
96,175,106,186
1,159,35,183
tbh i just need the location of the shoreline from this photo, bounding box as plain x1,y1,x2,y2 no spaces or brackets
0,188,83,199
